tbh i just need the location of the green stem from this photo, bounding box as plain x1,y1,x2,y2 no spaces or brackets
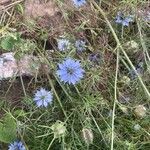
20,74,27,97
92,1,150,99
46,74,67,118
47,137,55,150
89,110,108,147
137,21,150,62
111,47,119,150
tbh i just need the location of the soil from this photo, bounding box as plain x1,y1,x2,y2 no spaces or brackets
0,76,33,108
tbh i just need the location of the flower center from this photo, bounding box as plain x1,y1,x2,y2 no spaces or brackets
41,95,46,100
62,43,67,49
67,68,74,75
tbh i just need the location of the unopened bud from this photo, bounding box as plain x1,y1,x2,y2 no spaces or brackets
119,105,128,114
134,105,146,118
121,76,130,85
51,121,66,138
81,128,94,145
125,40,139,52
134,124,141,131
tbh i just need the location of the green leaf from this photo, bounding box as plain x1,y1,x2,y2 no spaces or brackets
0,32,21,51
0,36,14,50
14,109,26,117
16,4,24,14
0,114,17,143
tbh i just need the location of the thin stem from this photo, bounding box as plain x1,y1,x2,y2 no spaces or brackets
142,128,150,136
92,1,150,99
89,110,108,147
4,77,16,97
111,47,119,150
137,21,150,62
20,75,27,97
47,137,55,150
36,47,73,102
121,25,124,39
74,86,108,147
46,73,67,118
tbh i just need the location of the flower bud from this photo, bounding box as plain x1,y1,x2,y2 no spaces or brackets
134,124,141,131
81,128,94,145
121,76,130,85
134,105,146,118
119,105,128,114
51,121,66,138
125,40,139,52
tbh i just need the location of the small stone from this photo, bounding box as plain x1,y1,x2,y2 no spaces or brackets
0,52,49,80
18,55,40,76
0,53,18,79
24,0,59,19
134,105,146,118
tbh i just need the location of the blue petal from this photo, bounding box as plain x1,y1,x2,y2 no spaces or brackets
72,0,86,7
8,141,26,150
36,100,43,107
43,100,49,107
57,39,70,51
33,88,53,107
56,58,84,84
122,20,129,26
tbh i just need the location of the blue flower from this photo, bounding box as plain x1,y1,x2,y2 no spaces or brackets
33,88,53,107
72,0,86,7
75,40,86,52
115,12,134,26
56,58,84,84
8,141,26,150
57,39,70,51
129,62,143,79
89,53,101,64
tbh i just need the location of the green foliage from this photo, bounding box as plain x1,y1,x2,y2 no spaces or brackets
0,33,21,51
16,4,24,14
1,36,14,50
0,114,17,143
14,39,36,59
0,0,150,149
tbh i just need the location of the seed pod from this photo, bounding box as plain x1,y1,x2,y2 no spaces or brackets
81,128,94,145
121,76,130,85
119,105,128,114
125,40,139,53
134,105,146,118
51,121,66,138
134,124,141,131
